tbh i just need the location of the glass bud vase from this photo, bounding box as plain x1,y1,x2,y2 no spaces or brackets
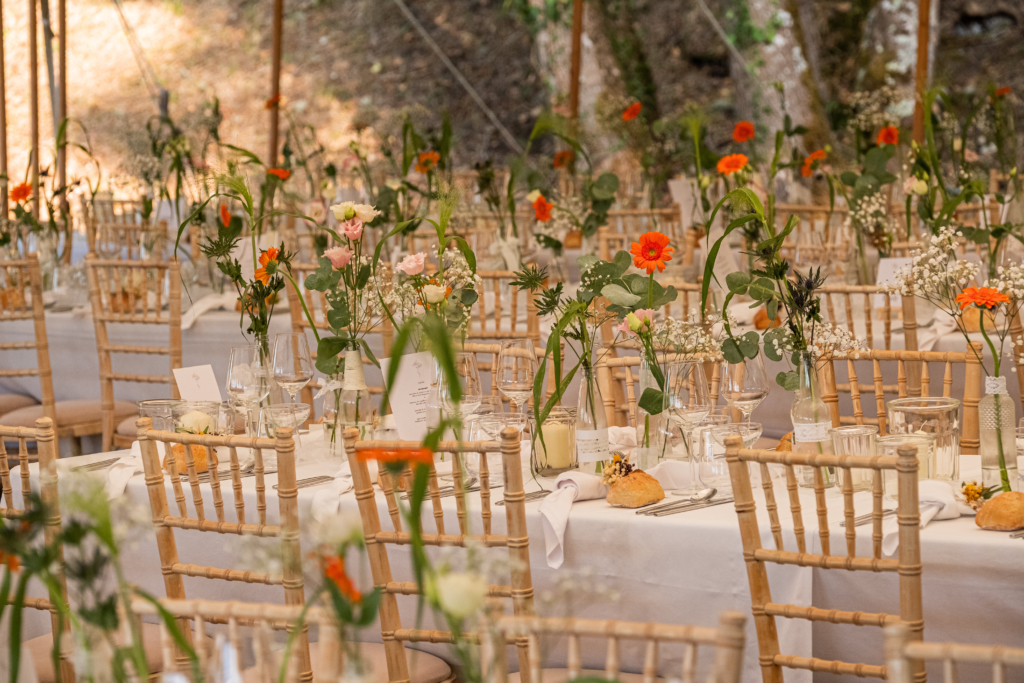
979,375,1018,492
341,347,373,436
576,364,609,472
791,352,835,488
635,357,669,470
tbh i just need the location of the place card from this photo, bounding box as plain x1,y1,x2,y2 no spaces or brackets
379,352,434,441
173,365,223,402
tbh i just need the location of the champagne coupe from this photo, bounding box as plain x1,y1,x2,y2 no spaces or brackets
720,353,769,423
666,360,711,495
227,345,270,436
495,340,537,416
272,332,314,402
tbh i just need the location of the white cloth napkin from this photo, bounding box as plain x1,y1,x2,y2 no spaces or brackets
645,460,692,491
310,459,378,523
608,426,638,459
181,292,239,330
917,309,960,352
882,480,968,555
539,472,609,569
105,442,144,500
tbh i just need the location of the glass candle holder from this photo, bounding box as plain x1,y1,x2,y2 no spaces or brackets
886,397,959,481
137,399,184,433
171,401,221,435
530,406,576,477
878,433,936,501
829,425,878,493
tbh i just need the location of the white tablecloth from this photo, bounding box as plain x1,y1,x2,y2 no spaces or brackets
11,440,1024,683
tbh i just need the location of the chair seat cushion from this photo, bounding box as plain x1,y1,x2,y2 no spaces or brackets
26,621,166,682
242,641,453,683
508,669,660,683
0,394,39,417
2,400,137,429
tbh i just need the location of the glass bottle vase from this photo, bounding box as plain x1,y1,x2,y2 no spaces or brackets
791,352,835,488
979,375,1018,492
635,357,669,470
323,346,373,455
576,364,609,471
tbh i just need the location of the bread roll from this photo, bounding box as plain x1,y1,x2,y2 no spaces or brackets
754,307,782,330
606,470,665,508
163,443,210,475
776,431,793,452
976,491,1024,531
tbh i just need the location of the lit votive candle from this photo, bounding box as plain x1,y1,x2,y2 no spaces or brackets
540,423,572,470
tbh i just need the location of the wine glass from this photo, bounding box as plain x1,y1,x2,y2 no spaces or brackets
272,332,314,402
95,224,122,259
227,345,270,436
720,353,769,423
665,360,711,495
438,352,483,419
495,340,537,416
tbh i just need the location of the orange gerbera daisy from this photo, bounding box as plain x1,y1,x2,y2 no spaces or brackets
553,150,574,169
622,102,642,121
630,231,674,274
220,204,231,227
0,551,19,572
995,86,1011,98
716,153,748,176
10,183,31,203
533,194,553,222
358,447,434,467
265,93,281,110
254,247,280,285
955,287,1009,310
801,149,827,177
324,556,361,603
415,150,440,174
732,121,755,143
877,126,899,146
266,168,291,181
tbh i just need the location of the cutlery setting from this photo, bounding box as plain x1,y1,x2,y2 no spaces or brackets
275,475,335,491
496,490,551,506
70,457,121,473
637,489,734,517
839,509,897,528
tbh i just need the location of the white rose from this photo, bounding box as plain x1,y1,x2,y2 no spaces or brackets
331,201,356,221
422,284,447,303
434,572,488,619
353,204,380,223
178,410,213,434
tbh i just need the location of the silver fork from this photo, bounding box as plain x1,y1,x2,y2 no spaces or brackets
652,497,734,517
274,476,335,491
839,509,896,528
71,457,120,473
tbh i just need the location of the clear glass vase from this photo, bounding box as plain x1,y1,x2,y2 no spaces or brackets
635,357,669,470
323,347,373,455
979,375,1018,492
791,352,835,488
576,364,608,471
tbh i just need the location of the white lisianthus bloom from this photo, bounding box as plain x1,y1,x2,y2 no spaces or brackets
353,204,380,223
331,201,356,221
422,284,447,303
178,410,213,434
525,189,542,203
434,572,488,619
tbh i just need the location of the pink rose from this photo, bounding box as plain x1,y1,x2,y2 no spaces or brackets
632,308,657,332
340,217,364,241
324,245,353,269
616,319,634,337
395,253,427,276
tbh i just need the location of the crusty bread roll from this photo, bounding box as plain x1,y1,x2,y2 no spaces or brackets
606,470,665,508
754,307,782,330
776,431,793,452
976,491,1024,531
163,443,210,475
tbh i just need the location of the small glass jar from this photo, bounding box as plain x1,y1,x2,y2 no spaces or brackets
171,401,220,435
887,397,959,481
829,425,878,493
530,406,576,477
137,399,185,432
878,433,935,501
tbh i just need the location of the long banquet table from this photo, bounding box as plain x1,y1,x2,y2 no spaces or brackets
11,434,1024,683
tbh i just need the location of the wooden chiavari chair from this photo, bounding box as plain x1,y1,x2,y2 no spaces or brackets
459,342,561,403
85,255,182,451
467,271,540,344
885,622,1024,683
725,435,925,683
132,598,345,683
595,355,721,429
136,418,312,680
488,611,747,683
819,341,983,453
344,426,534,683
819,285,901,350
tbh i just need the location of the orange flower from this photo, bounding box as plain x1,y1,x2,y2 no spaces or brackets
716,153,748,176
10,183,31,203
324,556,361,603
955,287,1009,311
254,247,280,285
533,195,553,222
801,149,827,177
630,231,674,274
622,102,642,121
0,551,19,572
877,126,899,146
220,204,231,227
732,121,755,143
265,93,281,110
415,150,440,174
266,168,291,181
553,150,574,169
358,447,434,467
995,86,1011,98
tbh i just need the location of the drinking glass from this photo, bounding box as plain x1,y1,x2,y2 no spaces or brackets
495,340,537,416
878,433,935,502
467,417,505,488
886,397,960,481
137,399,184,432
227,345,271,436
691,414,732,495
829,425,878,492
95,224,122,259
272,332,314,402
705,422,763,495
259,403,311,447
665,360,711,494
720,353,769,422
438,352,483,418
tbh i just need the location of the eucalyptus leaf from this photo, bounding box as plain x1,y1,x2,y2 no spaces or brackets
748,277,776,302
721,338,744,364
739,331,760,359
726,271,752,295
777,370,800,391
601,283,642,307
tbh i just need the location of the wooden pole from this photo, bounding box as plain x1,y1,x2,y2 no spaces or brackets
568,0,584,125
29,0,40,218
268,0,283,167
0,0,8,217
57,0,67,262
911,0,931,144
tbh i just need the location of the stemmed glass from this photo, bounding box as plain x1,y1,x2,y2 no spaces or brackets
495,340,537,417
438,352,483,419
720,353,769,423
272,332,314,402
227,345,270,436
665,360,711,495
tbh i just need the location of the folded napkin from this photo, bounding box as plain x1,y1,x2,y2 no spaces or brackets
917,309,960,352
310,459,378,523
105,443,144,500
882,480,969,555
608,426,638,459
181,292,240,330
539,472,609,568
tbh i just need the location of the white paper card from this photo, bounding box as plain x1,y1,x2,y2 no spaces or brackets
174,365,223,402
874,257,913,308
379,352,434,442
